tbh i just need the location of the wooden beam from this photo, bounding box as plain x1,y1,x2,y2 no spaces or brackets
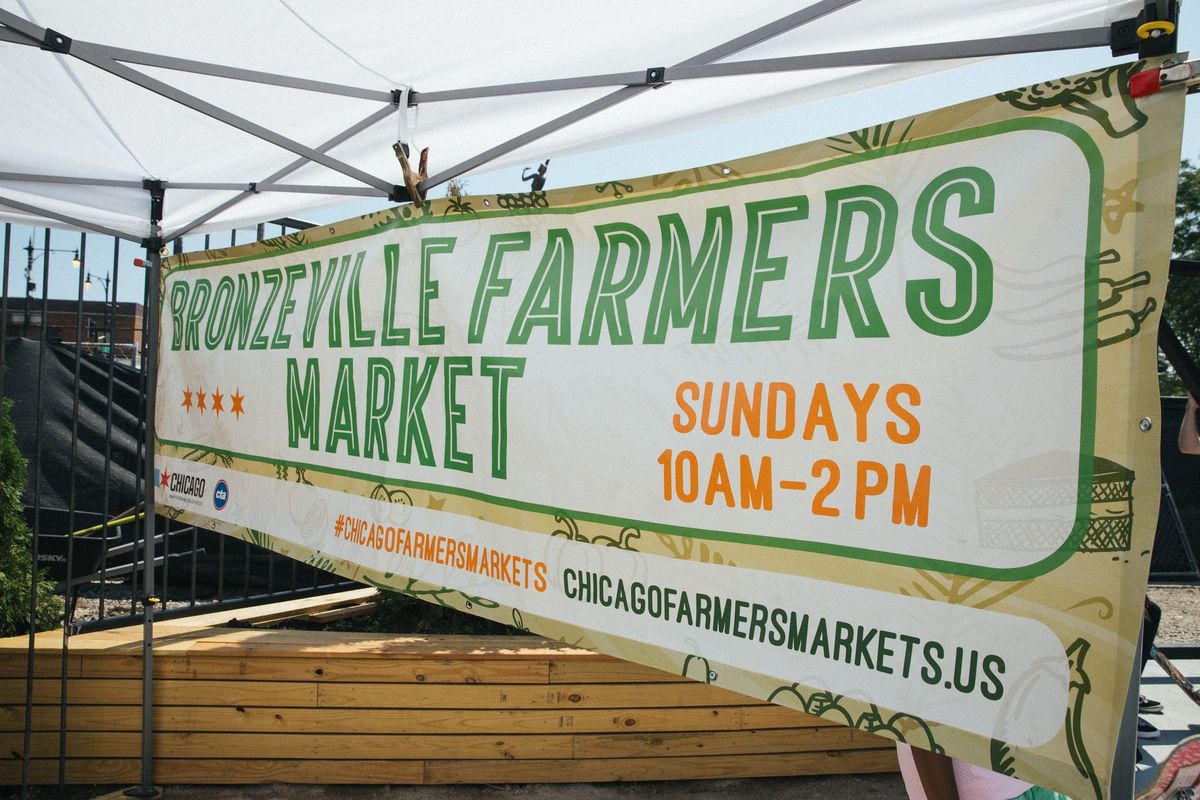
0,703,826,736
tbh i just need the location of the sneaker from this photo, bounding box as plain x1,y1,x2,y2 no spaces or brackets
1139,718,1162,740
1141,695,1165,714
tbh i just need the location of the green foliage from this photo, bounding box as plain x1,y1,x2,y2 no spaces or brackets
0,399,62,638
288,589,523,636
1162,159,1200,396
371,590,521,635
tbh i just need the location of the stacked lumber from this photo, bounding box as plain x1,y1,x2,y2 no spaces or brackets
0,620,897,785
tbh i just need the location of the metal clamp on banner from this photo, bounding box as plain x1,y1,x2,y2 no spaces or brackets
1130,60,1200,98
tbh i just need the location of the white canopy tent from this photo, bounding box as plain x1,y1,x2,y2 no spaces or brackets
0,3,1185,795
0,0,1168,246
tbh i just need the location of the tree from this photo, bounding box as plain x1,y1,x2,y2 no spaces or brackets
1160,159,1200,396
0,399,62,638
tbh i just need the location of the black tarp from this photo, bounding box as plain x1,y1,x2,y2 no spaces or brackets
1159,396,1200,577
2,336,141,522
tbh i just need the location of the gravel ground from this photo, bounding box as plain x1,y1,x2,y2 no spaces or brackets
31,773,907,800
1147,584,1200,643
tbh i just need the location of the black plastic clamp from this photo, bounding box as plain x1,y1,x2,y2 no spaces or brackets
41,28,71,53
392,88,418,107
645,67,667,86
142,178,166,226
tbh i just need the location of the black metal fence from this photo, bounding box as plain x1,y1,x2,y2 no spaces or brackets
2,222,356,796
1156,395,1200,582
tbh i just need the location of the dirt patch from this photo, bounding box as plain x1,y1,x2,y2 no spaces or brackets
36,774,906,800
1148,584,1200,643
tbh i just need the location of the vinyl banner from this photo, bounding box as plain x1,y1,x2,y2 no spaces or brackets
156,62,1184,798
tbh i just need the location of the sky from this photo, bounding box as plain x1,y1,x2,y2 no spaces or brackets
5,9,1200,307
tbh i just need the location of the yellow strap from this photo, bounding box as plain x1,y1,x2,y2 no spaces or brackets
1137,19,1177,38
69,510,144,537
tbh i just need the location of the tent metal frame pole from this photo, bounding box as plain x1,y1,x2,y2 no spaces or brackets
86,42,391,102
0,24,390,101
1109,626,1140,800
421,0,864,192
167,183,386,195
0,10,397,198
126,181,165,800
0,171,386,195
165,103,399,240
0,172,145,189
663,27,1111,80
67,41,398,195
0,7,1109,106
413,27,1110,103
0,195,141,242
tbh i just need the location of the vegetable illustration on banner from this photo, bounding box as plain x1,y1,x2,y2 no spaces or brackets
155,61,1185,800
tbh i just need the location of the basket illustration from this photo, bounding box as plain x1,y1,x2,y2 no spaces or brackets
976,452,1134,553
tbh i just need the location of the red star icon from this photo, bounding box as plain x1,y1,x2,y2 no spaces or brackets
212,388,225,416
160,469,170,489
231,388,246,420
182,387,193,413
197,389,207,413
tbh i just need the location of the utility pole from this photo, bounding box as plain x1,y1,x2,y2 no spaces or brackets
22,238,32,338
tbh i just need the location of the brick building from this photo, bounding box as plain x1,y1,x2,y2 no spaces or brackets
4,297,143,363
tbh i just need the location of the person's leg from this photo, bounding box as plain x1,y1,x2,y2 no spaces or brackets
1142,598,1162,674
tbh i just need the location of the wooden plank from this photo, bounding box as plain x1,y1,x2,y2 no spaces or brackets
303,602,378,624
1,704,787,735
572,726,864,758
164,588,379,628
548,659,684,684
2,749,899,786
738,704,831,730
424,748,900,783
0,653,81,679
3,731,141,758
0,757,141,785
0,626,593,660
0,758,427,785
10,731,576,760
80,654,552,684
0,703,141,732
9,729,892,762
316,681,754,709
0,678,318,707
175,629,583,659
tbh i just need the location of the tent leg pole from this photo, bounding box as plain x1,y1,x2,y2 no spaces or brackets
1110,624,1141,799
126,183,164,800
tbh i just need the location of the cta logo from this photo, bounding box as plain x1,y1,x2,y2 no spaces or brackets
213,479,230,511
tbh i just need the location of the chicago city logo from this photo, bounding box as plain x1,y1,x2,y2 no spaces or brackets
157,468,207,502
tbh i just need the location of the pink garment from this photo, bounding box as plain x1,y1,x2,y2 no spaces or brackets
896,743,1033,800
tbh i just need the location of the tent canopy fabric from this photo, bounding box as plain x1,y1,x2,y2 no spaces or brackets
0,0,1146,241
